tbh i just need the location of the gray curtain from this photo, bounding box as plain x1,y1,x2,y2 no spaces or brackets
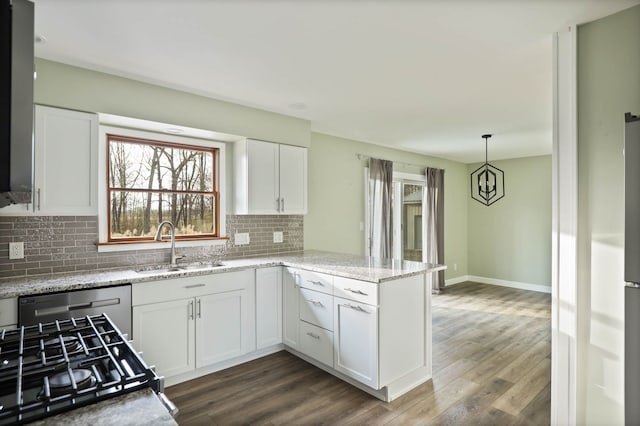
367,158,393,259
424,167,445,292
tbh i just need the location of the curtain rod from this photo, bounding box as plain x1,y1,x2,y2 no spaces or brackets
355,153,445,172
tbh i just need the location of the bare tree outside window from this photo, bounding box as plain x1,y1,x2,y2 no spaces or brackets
107,134,219,241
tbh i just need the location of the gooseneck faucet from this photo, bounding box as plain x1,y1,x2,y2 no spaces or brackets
154,221,182,268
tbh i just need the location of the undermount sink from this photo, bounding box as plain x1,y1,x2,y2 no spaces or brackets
135,263,225,275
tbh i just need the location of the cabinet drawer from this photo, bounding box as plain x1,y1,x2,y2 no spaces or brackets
0,298,17,328
133,270,254,306
299,321,333,367
334,277,378,305
296,269,333,294
299,288,333,331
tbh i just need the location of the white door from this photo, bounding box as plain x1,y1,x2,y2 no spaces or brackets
133,299,195,378
279,144,307,214
256,267,283,349
247,139,279,213
333,297,379,389
282,268,300,349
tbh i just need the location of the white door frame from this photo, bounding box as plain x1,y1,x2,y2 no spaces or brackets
551,25,578,425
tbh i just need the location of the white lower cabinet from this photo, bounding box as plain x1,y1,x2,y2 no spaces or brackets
256,267,283,349
132,270,255,380
333,297,379,389
282,268,299,349
0,298,17,329
133,298,195,378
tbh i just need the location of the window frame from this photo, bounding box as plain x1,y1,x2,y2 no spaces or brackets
106,134,220,242
97,124,227,252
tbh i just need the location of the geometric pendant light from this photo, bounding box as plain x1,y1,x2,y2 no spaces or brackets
470,134,505,206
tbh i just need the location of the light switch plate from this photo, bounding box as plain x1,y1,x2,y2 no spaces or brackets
234,232,250,246
9,242,24,260
273,231,283,243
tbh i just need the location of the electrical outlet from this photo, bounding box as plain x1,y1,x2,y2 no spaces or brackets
234,232,250,246
453,263,458,271
9,242,24,260
273,231,283,243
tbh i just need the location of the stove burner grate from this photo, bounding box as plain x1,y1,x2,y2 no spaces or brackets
0,314,162,425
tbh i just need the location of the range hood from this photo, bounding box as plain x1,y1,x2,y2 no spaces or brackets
0,0,34,208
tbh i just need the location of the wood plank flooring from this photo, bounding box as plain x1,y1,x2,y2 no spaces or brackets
165,282,551,425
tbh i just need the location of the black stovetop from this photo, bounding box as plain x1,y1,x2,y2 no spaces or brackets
0,314,162,425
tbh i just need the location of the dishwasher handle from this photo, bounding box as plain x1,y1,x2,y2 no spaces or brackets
35,298,121,317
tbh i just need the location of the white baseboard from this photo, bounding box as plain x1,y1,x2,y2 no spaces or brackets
444,274,551,294
444,275,470,286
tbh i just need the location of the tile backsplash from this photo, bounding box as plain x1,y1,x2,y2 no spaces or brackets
0,215,303,279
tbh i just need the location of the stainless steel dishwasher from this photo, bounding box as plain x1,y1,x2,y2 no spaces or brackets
18,284,132,338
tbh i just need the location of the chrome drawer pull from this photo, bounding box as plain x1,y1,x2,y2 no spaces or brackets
344,303,369,313
184,284,206,289
344,288,367,296
307,299,324,307
306,332,320,340
307,280,324,286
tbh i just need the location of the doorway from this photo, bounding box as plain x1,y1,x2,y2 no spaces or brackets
392,173,425,261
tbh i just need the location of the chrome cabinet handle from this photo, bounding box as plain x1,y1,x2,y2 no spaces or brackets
306,332,320,340
281,198,285,212
344,288,367,296
37,188,41,211
307,280,324,287
188,300,194,320
343,303,369,313
306,299,323,307
197,299,202,319
184,283,206,289
276,198,281,212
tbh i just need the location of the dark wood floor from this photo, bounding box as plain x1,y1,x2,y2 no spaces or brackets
165,282,551,425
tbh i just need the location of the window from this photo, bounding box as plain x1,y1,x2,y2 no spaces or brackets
106,134,219,242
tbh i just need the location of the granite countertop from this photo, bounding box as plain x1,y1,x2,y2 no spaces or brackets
28,388,177,426
0,250,446,298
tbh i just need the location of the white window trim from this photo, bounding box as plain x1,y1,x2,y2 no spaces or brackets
97,124,227,253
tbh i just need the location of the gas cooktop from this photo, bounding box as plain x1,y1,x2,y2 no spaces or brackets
0,314,168,425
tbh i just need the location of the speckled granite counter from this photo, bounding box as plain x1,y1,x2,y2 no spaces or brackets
0,250,445,298
28,388,177,426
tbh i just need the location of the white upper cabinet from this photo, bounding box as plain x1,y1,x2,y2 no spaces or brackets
234,139,307,214
0,105,98,215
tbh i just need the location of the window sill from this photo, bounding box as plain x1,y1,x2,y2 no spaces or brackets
96,238,229,253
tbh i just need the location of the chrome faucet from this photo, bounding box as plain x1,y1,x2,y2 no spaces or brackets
154,221,183,268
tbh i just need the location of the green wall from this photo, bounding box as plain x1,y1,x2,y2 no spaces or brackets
305,132,469,280
467,155,552,287
577,5,640,424
33,58,550,287
34,58,310,147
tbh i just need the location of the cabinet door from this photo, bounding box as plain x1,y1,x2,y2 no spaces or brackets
34,105,98,215
196,285,256,367
282,268,299,349
256,267,283,349
247,139,279,214
333,297,379,389
133,299,195,378
279,144,307,214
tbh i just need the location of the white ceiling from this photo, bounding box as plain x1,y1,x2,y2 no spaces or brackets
32,0,639,163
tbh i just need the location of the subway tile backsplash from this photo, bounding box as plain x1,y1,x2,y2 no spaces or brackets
0,215,303,279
